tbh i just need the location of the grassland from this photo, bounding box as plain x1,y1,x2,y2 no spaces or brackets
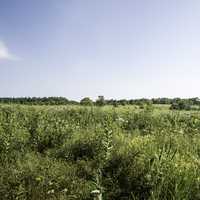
0,104,200,199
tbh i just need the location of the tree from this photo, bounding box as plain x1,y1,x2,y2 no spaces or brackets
170,100,191,110
118,99,128,106
80,97,93,106
96,96,106,106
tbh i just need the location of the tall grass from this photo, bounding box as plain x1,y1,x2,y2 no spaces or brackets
0,104,200,199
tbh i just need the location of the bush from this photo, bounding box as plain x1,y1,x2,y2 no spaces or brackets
170,101,192,110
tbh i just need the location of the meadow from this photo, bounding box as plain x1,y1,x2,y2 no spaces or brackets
1,104,200,200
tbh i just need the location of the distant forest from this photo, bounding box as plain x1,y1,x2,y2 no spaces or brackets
0,97,200,110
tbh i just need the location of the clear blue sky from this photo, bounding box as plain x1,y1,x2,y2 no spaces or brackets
1,0,200,100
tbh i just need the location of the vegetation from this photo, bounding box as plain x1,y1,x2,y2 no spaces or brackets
1,103,200,199
170,100,192,110
0,97,78,105
1,97,200,110
80,97,93,106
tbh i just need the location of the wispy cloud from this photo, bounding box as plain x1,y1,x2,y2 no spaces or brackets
0,40,19,61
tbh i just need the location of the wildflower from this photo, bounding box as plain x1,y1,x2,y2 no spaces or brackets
117,117,125,122
48,181,53,186
47,189,54,194
63,188,68,193
35,176,42,182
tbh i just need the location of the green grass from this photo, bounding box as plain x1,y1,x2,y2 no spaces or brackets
0,104,200,199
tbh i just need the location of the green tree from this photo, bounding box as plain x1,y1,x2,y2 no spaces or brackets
80,97,93,106
96,96,106,106
170,100,191,110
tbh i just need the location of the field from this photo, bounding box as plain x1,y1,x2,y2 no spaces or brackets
1,104,200,200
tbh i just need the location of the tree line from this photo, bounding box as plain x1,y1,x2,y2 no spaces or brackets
0,96,200,109
0,97,78,105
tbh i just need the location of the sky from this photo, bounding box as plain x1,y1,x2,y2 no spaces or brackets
1,0,200,100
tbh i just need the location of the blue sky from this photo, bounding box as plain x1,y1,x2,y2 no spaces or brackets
0,0,200,100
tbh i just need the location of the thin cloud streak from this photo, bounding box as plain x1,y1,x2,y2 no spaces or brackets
0,40,20,61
